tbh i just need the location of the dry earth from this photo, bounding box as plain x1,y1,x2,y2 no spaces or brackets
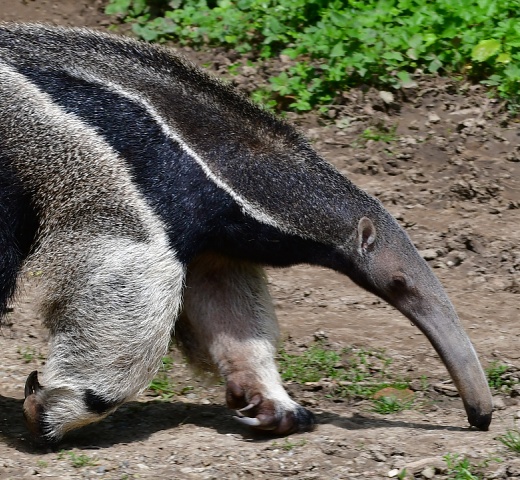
0,1,519,478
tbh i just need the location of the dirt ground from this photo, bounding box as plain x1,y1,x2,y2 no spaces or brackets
0,1,519,478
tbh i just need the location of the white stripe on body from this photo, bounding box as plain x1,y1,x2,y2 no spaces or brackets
65,67,294,235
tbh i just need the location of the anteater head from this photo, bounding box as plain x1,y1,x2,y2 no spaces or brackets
344,213,492,430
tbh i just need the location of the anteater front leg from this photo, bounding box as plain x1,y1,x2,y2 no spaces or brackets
176,253,315,435
23,235,184,443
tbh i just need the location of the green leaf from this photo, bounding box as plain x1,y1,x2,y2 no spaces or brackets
406,48,418,60
504,63,520,81
428,58,442,73
471,39,501,62
105,0,132,15
329,10,349,28
423,33,437,47
397,71,417,88
382,51,404,61
330,42,345,57
496,52,512,64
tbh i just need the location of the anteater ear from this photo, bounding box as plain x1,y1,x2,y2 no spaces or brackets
358,217,376,253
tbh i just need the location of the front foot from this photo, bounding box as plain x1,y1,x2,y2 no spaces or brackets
23,371,54,446
23,371,120,445
226,380,316,435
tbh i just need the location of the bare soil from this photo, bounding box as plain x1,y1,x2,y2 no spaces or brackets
0,1,519,478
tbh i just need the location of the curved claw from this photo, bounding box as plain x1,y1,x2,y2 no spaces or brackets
23,371,46,443
238,402,257,414
233,416,262,427
25,370,42,398
225,379,315,435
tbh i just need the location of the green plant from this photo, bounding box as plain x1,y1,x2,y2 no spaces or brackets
278,343,406,399
58,450,97,468
444,454,480,480
148,355,176,398
17,347,44,363
106,0,520,111
17,347,35,363
278,343,342,383
148,376,176,397
36,460,48,468
419,375,429,391
372,395,413,414
271,438,307,451
361,125,398,143
498,429,520,454
485,362,516,391
396,469,408,480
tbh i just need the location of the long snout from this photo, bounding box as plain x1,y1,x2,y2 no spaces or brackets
399,294,492,430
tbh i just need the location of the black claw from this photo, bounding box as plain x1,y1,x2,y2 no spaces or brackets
24,370,41,398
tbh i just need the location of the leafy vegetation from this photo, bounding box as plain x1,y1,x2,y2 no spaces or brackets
443,454,502,480
372,394,413,414
485,361,518,392
271,438,307,451
498,429,520,454
106,0,520,111
148,355,177,399
17,347,36,363
444,454,481,480
17,347,44,364
278,343,407,401
361,125,398,143
57,450,97,468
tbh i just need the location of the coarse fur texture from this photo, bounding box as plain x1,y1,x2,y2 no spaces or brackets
0,23,492,443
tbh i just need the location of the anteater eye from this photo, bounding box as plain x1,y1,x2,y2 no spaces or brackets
391,274,408,289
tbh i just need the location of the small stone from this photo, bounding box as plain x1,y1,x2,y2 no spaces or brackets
510,385,520,397
428,113,441,124
493,396,506,410
433,383,459,396
379,91,394,104
404,457,447,475
314,330,328,341
422,466,436,479
241,66,256,77
371,451,387,462
409,379,424,391
420,249,438,260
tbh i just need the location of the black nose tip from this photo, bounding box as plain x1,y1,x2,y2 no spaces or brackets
468,409,492,431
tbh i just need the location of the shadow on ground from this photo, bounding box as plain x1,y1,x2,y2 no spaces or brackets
0,394,470,454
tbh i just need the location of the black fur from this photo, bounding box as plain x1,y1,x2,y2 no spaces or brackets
17,66,348,269
0,159,38,316
84,390,118,415
0,24,382,247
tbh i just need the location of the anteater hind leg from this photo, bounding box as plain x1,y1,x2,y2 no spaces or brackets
23,235,184,443
176,253,315,435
